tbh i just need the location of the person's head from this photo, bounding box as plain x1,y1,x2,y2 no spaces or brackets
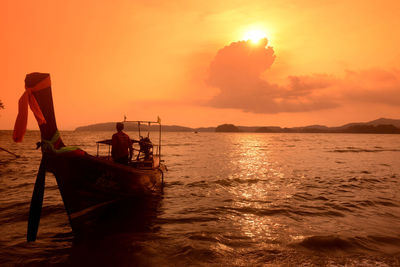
116,122,124,132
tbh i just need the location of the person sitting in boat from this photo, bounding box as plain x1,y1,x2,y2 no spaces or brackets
137,136,153,161
111,122,133,165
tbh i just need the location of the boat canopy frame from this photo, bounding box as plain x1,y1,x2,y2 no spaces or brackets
96,119,162,164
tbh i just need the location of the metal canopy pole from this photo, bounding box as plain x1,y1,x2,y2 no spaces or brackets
159,123,161,161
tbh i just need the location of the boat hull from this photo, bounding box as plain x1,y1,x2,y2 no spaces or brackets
45,153,164,232
17,73,165,238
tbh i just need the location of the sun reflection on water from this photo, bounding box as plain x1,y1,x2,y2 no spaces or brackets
223,134,299,244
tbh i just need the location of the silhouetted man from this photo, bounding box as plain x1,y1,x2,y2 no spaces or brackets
112,122,133,165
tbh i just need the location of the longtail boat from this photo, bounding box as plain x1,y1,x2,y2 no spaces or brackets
13,73,166,241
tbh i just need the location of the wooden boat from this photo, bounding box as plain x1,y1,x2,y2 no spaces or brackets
14,73,166,241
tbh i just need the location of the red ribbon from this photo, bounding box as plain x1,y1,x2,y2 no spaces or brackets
13,77,49,142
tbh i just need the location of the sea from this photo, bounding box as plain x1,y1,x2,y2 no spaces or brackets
1,130,400,266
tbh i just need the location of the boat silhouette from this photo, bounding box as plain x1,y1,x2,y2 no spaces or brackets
14,73,166,241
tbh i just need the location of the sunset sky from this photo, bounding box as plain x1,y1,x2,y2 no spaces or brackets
1,0,400,130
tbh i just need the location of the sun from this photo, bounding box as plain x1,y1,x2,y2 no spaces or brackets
243,29,268,44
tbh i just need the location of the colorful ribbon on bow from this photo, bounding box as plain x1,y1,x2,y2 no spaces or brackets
13,77,50,142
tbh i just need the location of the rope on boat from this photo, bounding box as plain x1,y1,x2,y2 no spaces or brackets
40,130,83,154
159,168,164,185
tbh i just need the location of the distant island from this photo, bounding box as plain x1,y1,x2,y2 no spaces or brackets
215,124,241,132
75,118,400,134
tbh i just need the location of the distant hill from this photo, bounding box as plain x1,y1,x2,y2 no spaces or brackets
195,127,216,132
342,124,400,134
75,122,194,132
75,118,400,134
75,122,116,131
215,124,241,132
340,118,400,129
368,118,400,127
255,126,282,133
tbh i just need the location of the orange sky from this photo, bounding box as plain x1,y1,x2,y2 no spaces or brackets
1,0,400,130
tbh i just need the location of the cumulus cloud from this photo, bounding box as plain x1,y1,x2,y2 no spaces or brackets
205,39,400,114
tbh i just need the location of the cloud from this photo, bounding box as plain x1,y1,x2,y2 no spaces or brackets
341,69,400,106
205,40,400,114
206,39,339,113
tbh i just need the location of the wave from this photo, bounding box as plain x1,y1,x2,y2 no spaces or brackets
40,204,67,217
214,178,261,187
293,194,398,210
291,209,345,218
0,158,20,165
157,216,219,224
164,181,184,187
5,182,34,190
171,245,221,264
0,203,65,225
295,235,369,252
219,206,346,219
330,148,400,153
0,201,29,213
186,181,210,188
295,234,400,254
164,143,194,147
355,200,399,208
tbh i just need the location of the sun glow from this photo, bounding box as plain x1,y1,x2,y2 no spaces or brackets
243,29,268,44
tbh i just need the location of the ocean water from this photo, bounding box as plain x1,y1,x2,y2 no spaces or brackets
1,130,400,266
